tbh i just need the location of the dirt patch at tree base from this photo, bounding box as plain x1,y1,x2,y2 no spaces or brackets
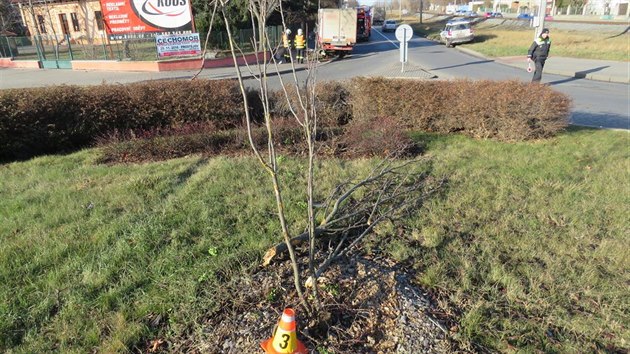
171,254,458,353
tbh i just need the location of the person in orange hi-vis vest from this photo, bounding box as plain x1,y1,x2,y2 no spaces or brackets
294,28,305,64
281,28,292,63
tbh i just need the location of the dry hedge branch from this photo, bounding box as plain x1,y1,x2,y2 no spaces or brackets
261,155,443,276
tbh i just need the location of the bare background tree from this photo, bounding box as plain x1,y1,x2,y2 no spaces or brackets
0,0,24,34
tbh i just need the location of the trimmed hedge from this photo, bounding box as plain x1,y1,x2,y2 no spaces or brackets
0,80,248,161
1,78,571,162
270,81,352,127
341,116,419,158
348,78,571,141
98,123,345,163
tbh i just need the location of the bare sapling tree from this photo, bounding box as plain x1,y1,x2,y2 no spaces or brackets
217,0,314,312
214,0,439,317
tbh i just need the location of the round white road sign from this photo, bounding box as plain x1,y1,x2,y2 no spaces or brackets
395,24,413,42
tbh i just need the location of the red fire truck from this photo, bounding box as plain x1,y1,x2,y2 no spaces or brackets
356,7,372,41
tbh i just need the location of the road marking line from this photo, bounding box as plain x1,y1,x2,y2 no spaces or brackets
373,28,400,48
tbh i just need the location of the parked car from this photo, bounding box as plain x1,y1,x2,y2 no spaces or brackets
489,12,503,18
465,11,478,17
516,13,551,20
440,20,474,47
454,10,468,16
382,19,398,32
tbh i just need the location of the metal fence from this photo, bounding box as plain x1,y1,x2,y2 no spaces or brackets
0,25,283,61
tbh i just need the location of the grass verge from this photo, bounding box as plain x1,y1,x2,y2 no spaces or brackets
0,127,628,352
467,28,629,61
408,17,629,61
391,127,629,351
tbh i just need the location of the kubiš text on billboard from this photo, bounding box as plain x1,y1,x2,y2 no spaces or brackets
100,0,193,40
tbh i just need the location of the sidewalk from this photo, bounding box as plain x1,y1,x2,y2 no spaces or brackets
457,47,629,84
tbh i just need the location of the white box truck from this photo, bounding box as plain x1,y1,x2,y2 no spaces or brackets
317,8,357,57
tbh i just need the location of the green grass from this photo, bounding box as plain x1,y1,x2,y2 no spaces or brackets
398,128,630,351
1,127,628,352
0,153,290,352
409,19,448,40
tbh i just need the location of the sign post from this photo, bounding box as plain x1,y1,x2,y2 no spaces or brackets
395,24,413,73
535,0,547,38
399,41,407,72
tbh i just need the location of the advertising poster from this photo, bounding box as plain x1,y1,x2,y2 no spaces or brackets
100,0,193,40
156,33,201,58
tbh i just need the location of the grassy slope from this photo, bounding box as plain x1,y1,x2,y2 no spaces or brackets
0,154,287,352
468,29,629,61
408,17,629,61
1,128,628,352
404,128,629,351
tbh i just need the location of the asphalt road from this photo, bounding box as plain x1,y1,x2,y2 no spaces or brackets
1,30,628,129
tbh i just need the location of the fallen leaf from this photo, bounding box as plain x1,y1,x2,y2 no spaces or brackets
149,339,165,352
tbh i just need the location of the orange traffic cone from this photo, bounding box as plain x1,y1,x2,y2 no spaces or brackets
261,308,308,354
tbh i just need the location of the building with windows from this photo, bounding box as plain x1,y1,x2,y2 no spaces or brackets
583,0,629,15
15,0,107,43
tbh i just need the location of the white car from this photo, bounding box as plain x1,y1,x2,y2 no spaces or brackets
382,20,397,32
440,20,474,47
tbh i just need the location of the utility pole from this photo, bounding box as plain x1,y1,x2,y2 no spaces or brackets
535,0,546,38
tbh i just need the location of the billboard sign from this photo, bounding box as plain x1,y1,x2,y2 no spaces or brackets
156,33,201,58
100,0,193,40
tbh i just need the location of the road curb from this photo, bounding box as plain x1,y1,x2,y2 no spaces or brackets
453,46,488,60
584,73,629,84
454,46,628,84
191,59,334,81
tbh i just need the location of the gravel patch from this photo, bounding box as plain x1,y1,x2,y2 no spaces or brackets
170,254,457,353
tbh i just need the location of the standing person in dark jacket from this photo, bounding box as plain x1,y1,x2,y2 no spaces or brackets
527,28,551,82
